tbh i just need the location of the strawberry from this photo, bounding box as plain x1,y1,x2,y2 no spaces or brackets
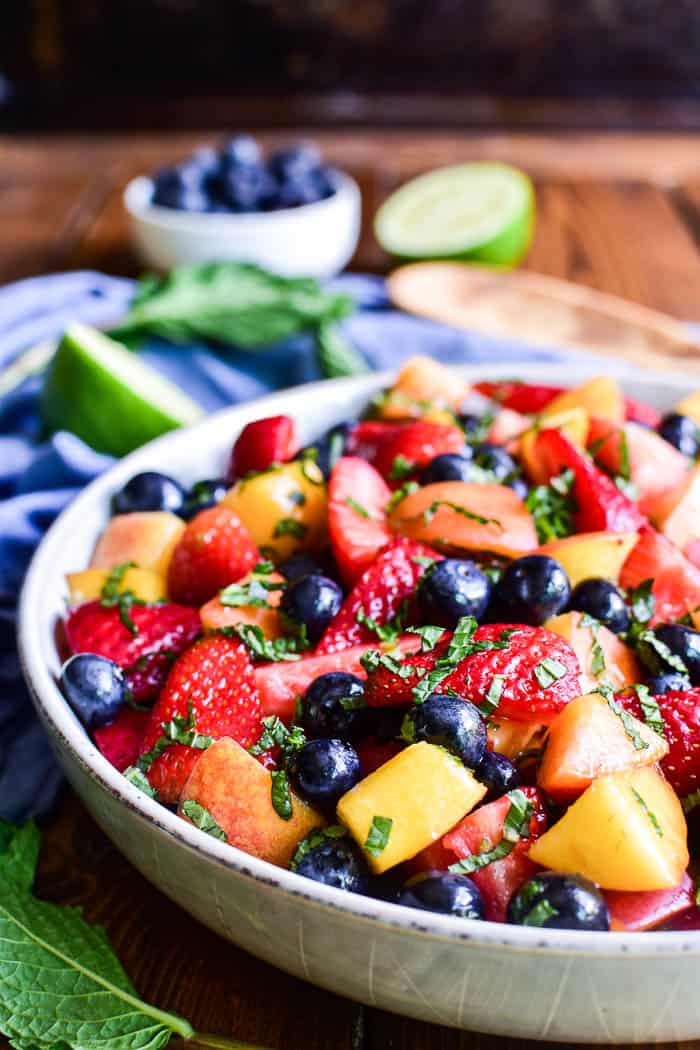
623,396,662,429
328,456,392,585
124,652,180,704
535,427,645,533
256,635,422,722
65,601,201,671
620,525,700,624
167,505,258,606
365,624,581,723
139,635,262,803
441,787,548,922
227,414,298,481
587,418,689,518
94,707,149,772
474,381,565,415
345,421,405,462
372,421,466,482
316,537,439,654
620,687,700,798
604,874,694,932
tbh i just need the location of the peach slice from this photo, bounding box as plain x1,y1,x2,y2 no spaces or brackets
90,511,185,576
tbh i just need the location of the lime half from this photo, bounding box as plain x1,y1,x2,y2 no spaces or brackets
41,322,203,457
375,162,535,266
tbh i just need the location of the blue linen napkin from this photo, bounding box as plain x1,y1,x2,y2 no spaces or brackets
0,269,578,823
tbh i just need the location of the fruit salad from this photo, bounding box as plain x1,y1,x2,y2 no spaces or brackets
58,357,700,933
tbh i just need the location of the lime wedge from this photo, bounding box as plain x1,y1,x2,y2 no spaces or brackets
375,162,535,266
40,323,203,456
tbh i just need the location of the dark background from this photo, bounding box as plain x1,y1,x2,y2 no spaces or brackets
6,0,700,130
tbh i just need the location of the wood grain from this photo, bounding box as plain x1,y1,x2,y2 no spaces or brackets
5,130,700,1050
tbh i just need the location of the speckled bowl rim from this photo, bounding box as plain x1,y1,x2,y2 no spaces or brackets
18,362,700,959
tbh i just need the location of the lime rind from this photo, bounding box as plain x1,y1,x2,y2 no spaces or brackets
40,322,203,457
375,162,535,267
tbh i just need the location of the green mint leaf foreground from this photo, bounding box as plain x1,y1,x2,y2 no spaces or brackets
0,822,273,1050
109,262,364,379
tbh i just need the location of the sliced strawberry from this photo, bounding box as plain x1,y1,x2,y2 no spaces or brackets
620,686,700,798
227,415,298,481
441,786,548,922
65,601,201,671
407,838,458,876
328,456,392,585
664,907,700,931
620,525,700,624
588,418,689,518
140,635,261,803
623,396,662,429
94,707,149,772
256,635,422,722
535,427,645,533
605,873,694,932
345,421,405,462
167,505,258,606
372,421,466,482
474,381,564,415
316,537,438,654
364,624,581,723
124,652,179,704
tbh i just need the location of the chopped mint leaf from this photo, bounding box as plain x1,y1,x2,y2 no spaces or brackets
682,788,700,815
389,454,415,481
219,562,285,608
449,789,533,874
386,481,420,513
631,787,663,837
533,657,568,689
181,800,228,841
228,623,308,662
632,683,666,738
364,815,393,856
411,554,436,570
522,899,560,927
99,560,146,635
249,715,306,757
627,579,655,628
479,674,505,717
636,628,688,676
300,451,325,486
273,517,308,539
356,600,408,644
596,685,649,752
345,496,371,519
407,624,445,652
339,693,368,711
360,647,413,678
137,701,214,773
419,499,501,528
618,430,631,481
526,468,576,543
290,825,347,871
411,615,511,705
271,770,293,820
123,765,157,797
580,614,606,676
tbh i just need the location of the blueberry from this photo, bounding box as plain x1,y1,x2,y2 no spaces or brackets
295,831,369,893
507,872,610,931
420,452,473,485
60,654,128,729
306,422,353,480
507,476,529,501
401,693,486,768
472,443,518,482
286,738,361,807
268,142,322,182
368,868,406,903
458,413,491,442
152,165,210,211
490,555,571,626
646,671,692,694
112,471,185,515
418,559,492,627
658,413,700,458
279,552,327,585
399,871,484,920
280,573,343,644
179,478,227,521
641,623,700,685
476,750,521,802
221,134,261,168
300,673,366,741
274,177,325,209
189,146,220,175
568,578,630,635
215,163,276,212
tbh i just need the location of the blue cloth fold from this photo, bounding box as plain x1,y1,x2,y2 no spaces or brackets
0,269,579,823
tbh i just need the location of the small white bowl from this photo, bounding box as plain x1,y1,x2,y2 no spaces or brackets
19,362,700,1044
123,170,361,278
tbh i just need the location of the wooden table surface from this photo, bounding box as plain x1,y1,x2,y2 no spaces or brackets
6,129,700,1050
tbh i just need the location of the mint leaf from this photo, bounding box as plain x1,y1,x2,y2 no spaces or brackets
522,899,559,927
100,560,146,635
525,468,576,543
364,816,393,857
0,823,194,1050
632,683,666,739
271,770,293,820
631,787,664,837
273,518,308,540
228,623,308,662
406,624,445,652
533,657,567,689
344,496,372,519
596,685,649,752
449,788,533,874
389,455,415,481
181,800,228,842
219,562,284,609
356,601,408,644
290,826,347,872
386,481,420,513
316,321,367,379
479,674,505,718
248,716,306,758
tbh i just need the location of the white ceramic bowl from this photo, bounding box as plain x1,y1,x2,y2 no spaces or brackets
19,362,700,1045
123,171,361,278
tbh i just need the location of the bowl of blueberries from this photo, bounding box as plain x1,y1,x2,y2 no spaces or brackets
124,135,361,278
